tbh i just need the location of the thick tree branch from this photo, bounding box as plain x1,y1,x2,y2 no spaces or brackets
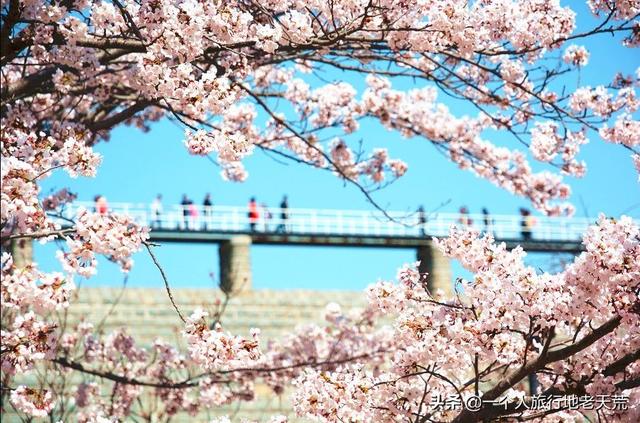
87,101,152,132
452,316,622,423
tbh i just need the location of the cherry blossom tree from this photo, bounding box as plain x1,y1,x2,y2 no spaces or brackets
1,0,639,421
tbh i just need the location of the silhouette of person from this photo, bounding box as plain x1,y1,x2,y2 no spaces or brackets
248,197,259,232
151,194,163,228
202,193,212,230
180,195,190,230
94,195,108,215
520,208,535,241
482,207,492,234
276,195,289,233
417,206,426,236
188,201,198,230
458,206,472,227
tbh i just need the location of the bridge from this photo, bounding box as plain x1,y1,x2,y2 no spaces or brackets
52,201,595,296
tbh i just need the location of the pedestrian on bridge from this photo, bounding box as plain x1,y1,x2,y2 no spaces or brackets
94,195,108,215
482,207,493,234
458,206,472,227
276,195,289,233
189,201,199,230
202,193,213,230
150,194,163,228
417,206,426,236
180,195,192,230
520,208,536,241
248,197,259,232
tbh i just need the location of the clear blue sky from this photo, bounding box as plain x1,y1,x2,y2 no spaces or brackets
35,4,639,291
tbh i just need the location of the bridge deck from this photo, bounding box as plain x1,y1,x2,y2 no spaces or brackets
55,201,598,253
149,229,584,253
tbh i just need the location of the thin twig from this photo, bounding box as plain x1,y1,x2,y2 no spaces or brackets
95,275,129,332
144,241,186,323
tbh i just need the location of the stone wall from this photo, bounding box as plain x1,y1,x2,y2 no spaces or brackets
4,238,451,421
68,287,366,344
61,287,368,422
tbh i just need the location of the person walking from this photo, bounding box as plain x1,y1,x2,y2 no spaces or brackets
417,206,426,236
482,207,493,234
520,208,536,241
276,195,289,233
189,200,199,230
150,194,163,228
248,197,259,232
94,195,108,215
202,193,213,230
180,194,190,230
458,206,472,227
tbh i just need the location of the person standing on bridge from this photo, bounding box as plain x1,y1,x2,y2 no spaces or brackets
248,197,259,232
520,208,536,241
276,195,289,233
180,194,191,230
94,195,108,215
417,206,426,236
188,201,199,230
202,193,213,230
482,207,493,234
150,194,163,228
458,206,472,227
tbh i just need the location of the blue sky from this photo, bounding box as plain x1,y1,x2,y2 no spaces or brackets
35,4,639,291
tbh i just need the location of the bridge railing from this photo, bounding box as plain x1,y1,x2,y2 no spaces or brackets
54,201,600,242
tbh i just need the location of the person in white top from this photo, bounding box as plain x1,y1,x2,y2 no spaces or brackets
150,194,163,228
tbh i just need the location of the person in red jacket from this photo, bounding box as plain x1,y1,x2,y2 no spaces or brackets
248,197,259,232
94,195,108,215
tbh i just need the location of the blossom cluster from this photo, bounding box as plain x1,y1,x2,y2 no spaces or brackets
563,45,590,67
56,208,149,277
1,311,58,378
1,253,75,314
529,123,588,177
183,309,261,372
2,0,636,219
2,0,639,420
292,216,639,422
9,386,55,418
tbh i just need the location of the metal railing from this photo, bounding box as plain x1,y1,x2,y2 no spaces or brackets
53,201,604,242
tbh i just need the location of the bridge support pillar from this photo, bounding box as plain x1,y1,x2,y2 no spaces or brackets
417,243,453,298
219,236,252,294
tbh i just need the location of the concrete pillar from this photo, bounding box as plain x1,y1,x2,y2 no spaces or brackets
219,235,252,294
11,239,33,268
417,242,453,298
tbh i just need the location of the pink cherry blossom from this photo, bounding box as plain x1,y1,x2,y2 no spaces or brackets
10,386,55,418
563,45,590,66
1,1,639,421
